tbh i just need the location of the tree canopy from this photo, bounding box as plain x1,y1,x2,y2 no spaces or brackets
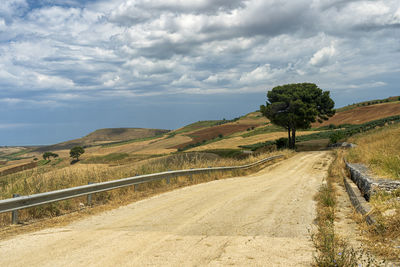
42,152,58,160
260,83,335,149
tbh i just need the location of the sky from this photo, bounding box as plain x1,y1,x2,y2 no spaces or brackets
0,0,399,146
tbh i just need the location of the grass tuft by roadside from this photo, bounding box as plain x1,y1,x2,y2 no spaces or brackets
312,150,357,266
353,189,400,261
312,149,383,266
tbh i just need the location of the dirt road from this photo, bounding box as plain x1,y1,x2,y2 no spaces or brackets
0,151,332,266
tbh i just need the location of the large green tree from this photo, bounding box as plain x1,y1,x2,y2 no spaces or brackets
260,83,335,149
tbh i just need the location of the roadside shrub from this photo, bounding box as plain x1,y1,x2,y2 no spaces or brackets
329,131,346,144
275,137,288,149
328,124,337,130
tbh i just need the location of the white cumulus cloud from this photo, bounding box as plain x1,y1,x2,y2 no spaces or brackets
310,44,336,67
0,0,398,106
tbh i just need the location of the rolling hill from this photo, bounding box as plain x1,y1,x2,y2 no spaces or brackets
34,128,170,152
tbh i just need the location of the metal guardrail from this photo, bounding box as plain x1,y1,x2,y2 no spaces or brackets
0,155,283,219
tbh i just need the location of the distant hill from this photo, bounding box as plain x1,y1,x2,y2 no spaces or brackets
85,128,169,142
35,128,170,152
19,96,400,156
313,97,400,127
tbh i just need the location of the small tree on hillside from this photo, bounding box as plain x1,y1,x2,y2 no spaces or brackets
70,146,85,161
260,83,335,149
43,152,59,160
43,152,51,160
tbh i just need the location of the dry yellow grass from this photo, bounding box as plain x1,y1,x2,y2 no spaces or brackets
39,134,191,158
130,135,192,154
86,136,164,154
91,135,190,155
346,123,400,179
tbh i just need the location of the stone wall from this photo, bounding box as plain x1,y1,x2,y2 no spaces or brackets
346,162,400,201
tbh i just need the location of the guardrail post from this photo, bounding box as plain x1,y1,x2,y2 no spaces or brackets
189,170,193,182
166,171,171,184
12,194,20,224
87,182,93,206
134,174,138,191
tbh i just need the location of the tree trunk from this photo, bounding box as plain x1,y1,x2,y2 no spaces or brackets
287,126,291,149
291,128,296,149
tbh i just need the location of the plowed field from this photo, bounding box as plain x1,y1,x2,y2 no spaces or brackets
314,102,400,127
172,123,261,149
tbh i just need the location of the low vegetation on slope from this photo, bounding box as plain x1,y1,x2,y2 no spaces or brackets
347,123,400,179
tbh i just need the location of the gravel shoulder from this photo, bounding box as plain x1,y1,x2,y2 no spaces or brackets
0,151,333,266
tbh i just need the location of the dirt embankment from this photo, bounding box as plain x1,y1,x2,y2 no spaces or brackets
0,152,332,266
